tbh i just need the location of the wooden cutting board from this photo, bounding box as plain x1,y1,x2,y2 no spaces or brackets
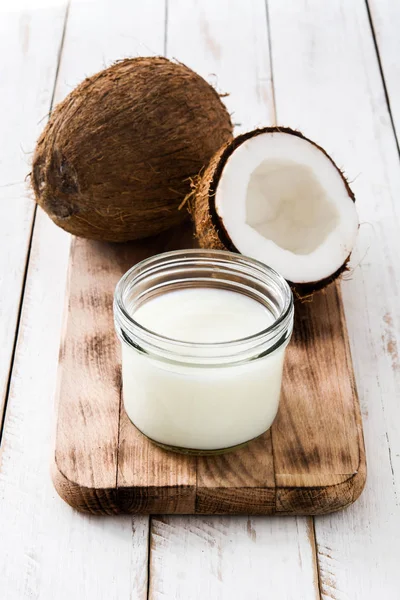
52,223,366,515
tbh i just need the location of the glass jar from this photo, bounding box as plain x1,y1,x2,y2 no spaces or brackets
114,249,294,455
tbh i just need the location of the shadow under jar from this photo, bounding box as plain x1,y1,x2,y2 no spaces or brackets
114,249,294,455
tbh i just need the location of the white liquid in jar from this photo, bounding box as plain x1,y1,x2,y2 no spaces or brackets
133,288,274,342
122,288,286,451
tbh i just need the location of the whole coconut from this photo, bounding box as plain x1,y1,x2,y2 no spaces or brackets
32,57,233,241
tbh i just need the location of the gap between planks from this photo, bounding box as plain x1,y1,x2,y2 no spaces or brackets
364,0,400,157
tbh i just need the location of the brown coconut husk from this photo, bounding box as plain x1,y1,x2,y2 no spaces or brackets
31,57,233,242
191,126,356,298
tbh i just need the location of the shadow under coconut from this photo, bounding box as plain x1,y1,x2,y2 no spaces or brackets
292,282,347,346
81,218,198,282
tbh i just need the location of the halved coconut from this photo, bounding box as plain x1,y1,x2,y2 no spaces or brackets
193,127,358,296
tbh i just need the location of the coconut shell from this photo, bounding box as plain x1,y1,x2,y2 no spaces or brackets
192,126,356,297
32,57,233,241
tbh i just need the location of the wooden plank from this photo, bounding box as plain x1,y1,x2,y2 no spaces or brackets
118,411,197,514
276,285,359,483
145,0,318,596
274,283,365,515
54,225,199,514
367,0,400,139
0,1,67,425
0,0,165,597
166,0,274,132
267,0,400,596
149,516,319,600
0,212,149,600
196,432,276,515
54,238,131,513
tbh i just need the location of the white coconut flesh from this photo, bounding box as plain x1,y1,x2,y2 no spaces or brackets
214,132,359,284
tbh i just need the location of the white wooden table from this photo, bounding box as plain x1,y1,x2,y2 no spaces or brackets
1,0,399,597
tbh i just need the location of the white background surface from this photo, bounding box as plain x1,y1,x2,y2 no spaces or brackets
0,0,399,598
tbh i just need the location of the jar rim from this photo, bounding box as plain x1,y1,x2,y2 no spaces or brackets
114,249,294,365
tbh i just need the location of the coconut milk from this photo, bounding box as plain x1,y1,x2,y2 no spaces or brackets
121,287,286,451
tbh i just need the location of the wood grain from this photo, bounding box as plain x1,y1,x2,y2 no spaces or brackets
196,432,275,515
267,0,400,596
166,0,275,132
0,0,167,597
156,2,319,596
53,223,198,514
3,0,399,597
0,1,67,426
0,209,151,600
274,284,366,515
149,516,319,600
54,239,122,514
53,227,366,515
